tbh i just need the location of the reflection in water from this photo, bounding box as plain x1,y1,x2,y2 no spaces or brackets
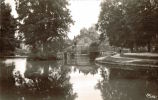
97,66,158,100
67,56,91,66
0,59,77,100
0,58,158,100
70,67,102,100
0,61,16,100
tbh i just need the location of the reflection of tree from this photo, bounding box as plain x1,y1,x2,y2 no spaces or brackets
97,67,158,100
66,56,100,75
71,62,99,75
0,62,17,100
0,61,77,100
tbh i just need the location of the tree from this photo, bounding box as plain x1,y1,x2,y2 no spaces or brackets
80,27,88,36
137,0,158,52
88,25,99,41
77,26,99,41
89,42,99,60
97,0,126,47
15,0,73,56
0,0,17,56
97,0,158,52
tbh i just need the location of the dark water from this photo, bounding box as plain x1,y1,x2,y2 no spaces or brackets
0,57,158,100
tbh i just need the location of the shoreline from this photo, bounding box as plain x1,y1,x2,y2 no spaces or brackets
95,53,158,68
0,56,60,61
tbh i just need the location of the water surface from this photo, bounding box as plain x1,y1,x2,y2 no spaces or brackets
0,57,158,100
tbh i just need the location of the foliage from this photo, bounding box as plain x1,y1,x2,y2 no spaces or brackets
15,0,73,55
76,25,99,41
89,42,100,60
0,0,17,56
79,25,99,41
89,42,99,52
0,62,16,100
73,26,99,55
0,61,77,100
97,0,158,52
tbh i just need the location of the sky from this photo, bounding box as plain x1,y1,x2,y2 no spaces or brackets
68,0,101,39
5,0,101,40
5,0,18,18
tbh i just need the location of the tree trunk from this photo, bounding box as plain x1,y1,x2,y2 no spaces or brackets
147,41,151,52
130,42,134,53
135,46,139,52
155,46,158,52
130,47,133,53
42,42,48,57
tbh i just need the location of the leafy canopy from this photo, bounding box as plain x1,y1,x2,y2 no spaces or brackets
97,0,158,51
15,0,73,51
0,0,17,55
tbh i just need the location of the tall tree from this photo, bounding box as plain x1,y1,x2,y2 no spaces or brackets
138,0,158,52
0,0,17,56
15,0,73,55
97,0,158,52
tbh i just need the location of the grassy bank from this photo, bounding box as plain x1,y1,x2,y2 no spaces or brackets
122,53,158,59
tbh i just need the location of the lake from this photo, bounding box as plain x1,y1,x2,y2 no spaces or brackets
0,56,158,100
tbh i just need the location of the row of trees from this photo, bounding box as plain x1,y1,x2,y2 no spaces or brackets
0,0,73,56
0,0,17,56
97,0,158,52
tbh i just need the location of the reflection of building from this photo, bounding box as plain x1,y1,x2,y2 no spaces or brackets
67,56,90,66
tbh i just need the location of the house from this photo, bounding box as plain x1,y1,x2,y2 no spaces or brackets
75,36,93,54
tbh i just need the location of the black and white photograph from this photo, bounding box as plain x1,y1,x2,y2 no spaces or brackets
0,0,158,100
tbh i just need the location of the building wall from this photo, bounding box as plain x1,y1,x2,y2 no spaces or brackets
75,36,93,54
